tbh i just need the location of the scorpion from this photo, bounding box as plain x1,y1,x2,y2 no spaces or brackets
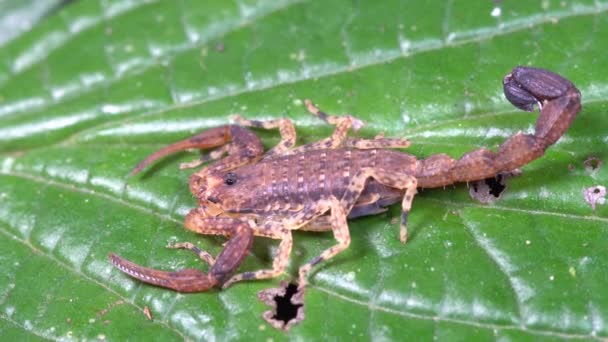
109,66,581,295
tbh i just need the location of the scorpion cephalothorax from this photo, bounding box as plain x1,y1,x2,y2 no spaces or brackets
110,66,581,294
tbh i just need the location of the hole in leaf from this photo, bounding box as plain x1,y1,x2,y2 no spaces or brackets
584,156,602,172
273,283,302,324
485,174,506,198
258,281,305,330
469,170,520,203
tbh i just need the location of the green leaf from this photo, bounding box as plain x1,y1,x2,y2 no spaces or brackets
0,0,65,45
1,0,607,340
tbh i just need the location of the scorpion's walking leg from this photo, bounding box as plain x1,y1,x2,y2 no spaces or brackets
344,136,411,150
220,203,329,288
304,99,364,129
304,99,411,151
167,242,216,266
221,227,293,289
283,99,363,153
109,215,254,292
232,115,296,157
299,216,333,232
297,197,350,291
340,168,418,243
179,145,230,170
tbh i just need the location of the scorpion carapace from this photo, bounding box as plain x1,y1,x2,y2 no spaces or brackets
109,66,581,294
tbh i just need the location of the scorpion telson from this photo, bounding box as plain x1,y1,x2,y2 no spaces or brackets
110,66,581,296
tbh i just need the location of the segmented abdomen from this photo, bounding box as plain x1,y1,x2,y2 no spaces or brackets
253,148,417,213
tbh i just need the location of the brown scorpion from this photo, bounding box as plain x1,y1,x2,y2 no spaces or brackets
109,66,581,294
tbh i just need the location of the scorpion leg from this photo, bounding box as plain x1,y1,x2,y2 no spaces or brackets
284,99,363,153
232,115,297,157
300,190,399,232
300,100,410,152
297,197,350,291
300,216,333,232
221,226,293,289
304,99,364,129
344,136,411,150
167,241,216,266
340,167,418,244
179,145,230,170
221,203,329,288
109,216,254,292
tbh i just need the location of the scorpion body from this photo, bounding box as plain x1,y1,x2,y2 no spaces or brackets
110,66,581,294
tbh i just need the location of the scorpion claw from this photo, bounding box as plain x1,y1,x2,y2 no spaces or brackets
130,126,232,175
108,253,220,292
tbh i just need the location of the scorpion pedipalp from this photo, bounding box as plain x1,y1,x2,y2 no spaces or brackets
130,125,264,176
109,216,255,292
130,125,231,175
109,253,220,292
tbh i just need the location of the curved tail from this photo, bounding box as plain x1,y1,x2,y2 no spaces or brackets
416,66,582,188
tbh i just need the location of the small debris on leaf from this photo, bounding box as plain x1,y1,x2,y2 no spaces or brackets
143,306,153,320
258,282,305,331
583,185,606,211
469,170,521,203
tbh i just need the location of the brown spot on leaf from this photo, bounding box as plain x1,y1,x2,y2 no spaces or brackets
258,282,304,331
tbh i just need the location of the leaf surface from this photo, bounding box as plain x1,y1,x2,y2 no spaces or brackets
1,0,607,340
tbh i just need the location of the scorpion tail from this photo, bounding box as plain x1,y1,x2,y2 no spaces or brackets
416,66,581,188
109,253,220,292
